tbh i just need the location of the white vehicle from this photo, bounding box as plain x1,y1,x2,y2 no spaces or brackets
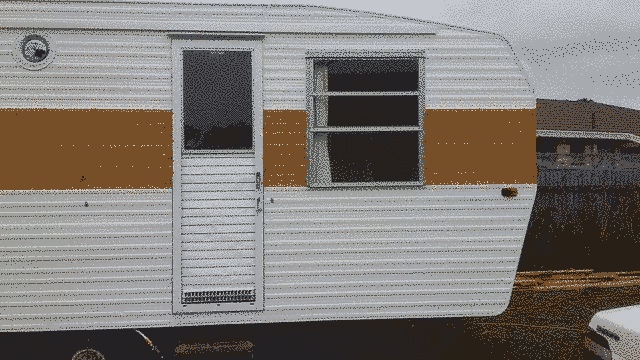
586,305,640,360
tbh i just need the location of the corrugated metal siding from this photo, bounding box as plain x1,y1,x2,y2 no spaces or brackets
0,30,171,109
260,185,535,319
179,156,260,297
0,185,535,331
0,190,173,330
0,18,533,110
0,2,441,34
263,34,534,110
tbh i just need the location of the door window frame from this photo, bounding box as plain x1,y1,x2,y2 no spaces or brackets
173,39,263,156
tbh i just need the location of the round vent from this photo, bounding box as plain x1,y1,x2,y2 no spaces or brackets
14,33,55,70
21,35,50,63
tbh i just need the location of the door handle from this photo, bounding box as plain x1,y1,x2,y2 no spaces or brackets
256,171,262,190
256,197,262,214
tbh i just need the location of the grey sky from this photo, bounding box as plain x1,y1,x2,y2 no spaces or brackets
136,0,640,109
440,0,640,110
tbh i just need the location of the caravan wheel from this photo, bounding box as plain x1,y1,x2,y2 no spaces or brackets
61,330,163,360
71,348,106,360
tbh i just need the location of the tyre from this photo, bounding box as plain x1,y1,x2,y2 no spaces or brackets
54,329,164,360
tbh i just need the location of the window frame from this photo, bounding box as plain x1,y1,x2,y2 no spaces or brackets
180,49,255,153
305,52,426,188
177,42,263,156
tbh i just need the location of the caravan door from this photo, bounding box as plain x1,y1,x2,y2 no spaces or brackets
171,38,264,313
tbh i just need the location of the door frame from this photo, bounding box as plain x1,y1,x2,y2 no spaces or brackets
171,37,264,314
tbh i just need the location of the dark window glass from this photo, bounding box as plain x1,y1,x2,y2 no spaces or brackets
327,132,420,182
326,96,420,127
323,59,419,92
183,50,252,151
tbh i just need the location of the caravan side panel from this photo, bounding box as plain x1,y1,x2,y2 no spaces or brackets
0,30,171,110
259,186,535,320
0,25,536,331
0,191,173,330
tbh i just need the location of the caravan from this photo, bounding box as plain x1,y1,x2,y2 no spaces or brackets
0,0,536,342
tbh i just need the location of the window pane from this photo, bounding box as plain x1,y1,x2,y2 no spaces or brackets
327,132,420,182
323,59,419,92
183,50,252,151
326,95,419,127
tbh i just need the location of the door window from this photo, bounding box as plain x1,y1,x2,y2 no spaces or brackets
182,50,253,151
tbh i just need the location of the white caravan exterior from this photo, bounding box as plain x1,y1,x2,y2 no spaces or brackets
0,1,537,332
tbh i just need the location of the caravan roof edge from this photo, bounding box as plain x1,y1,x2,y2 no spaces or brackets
0,1,452,35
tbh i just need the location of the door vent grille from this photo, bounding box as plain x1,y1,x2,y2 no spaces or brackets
182,289,256,304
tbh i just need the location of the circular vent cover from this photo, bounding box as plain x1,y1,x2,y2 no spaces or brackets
14,33,55,70
21,35,50,63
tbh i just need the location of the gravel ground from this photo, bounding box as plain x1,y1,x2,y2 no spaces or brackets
170,271,640,359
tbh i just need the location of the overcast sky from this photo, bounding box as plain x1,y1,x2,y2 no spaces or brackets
225,0,640,110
